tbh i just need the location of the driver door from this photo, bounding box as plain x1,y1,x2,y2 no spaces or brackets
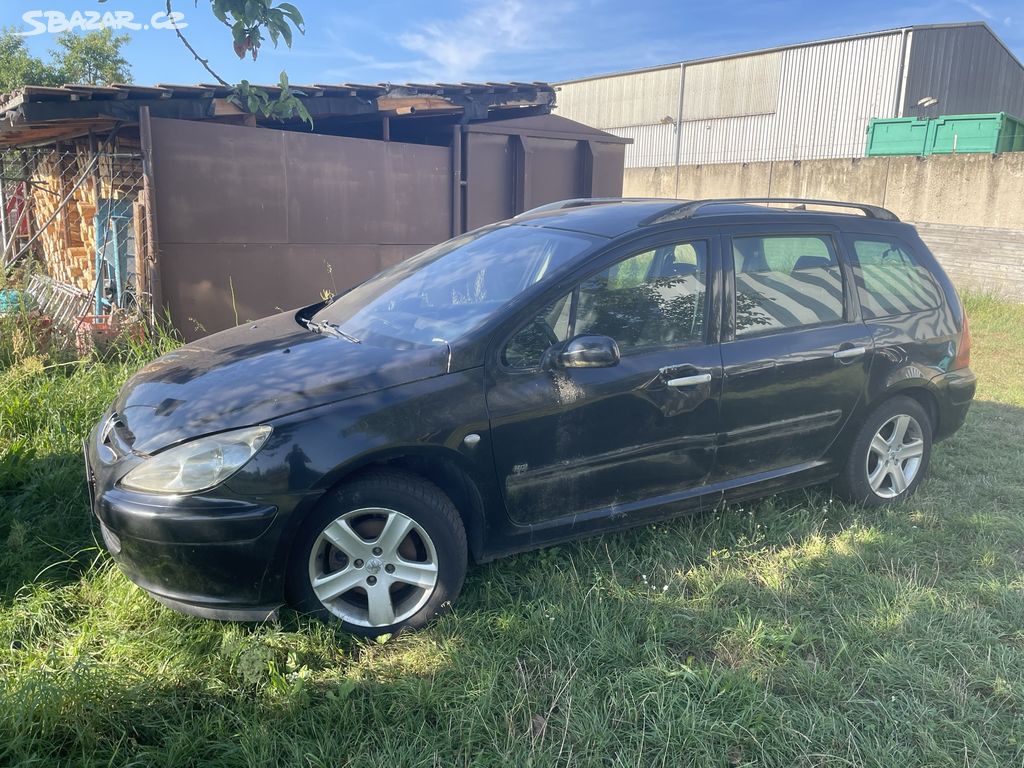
485,232,723,526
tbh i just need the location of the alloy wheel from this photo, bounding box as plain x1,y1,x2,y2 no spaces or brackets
308,507,439,627
865,413,925,499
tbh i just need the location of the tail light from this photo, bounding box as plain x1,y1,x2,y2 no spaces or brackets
952,310,971,370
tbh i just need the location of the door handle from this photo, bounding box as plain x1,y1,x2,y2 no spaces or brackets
666,373,712,388
833,346,867,360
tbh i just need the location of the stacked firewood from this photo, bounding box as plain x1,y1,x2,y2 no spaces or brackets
28,146,144,293
29,152,91,290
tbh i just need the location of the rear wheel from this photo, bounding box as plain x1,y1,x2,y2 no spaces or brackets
836,396,933,506
288,470,467,636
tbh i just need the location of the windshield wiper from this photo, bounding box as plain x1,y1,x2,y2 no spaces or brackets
303,318,361,343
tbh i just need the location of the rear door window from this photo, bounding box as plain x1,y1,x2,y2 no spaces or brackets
732,234,845,337
848,237,943,319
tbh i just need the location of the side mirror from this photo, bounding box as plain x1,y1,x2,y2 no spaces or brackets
543,334,621,370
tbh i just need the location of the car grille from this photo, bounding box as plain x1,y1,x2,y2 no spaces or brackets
99,413,136,460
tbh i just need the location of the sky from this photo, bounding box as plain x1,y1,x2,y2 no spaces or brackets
4,0,1022,87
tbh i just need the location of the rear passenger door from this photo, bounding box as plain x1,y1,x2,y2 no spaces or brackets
712,226,872,481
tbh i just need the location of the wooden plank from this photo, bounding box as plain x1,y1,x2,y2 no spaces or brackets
376,96,458,113
313,84,359,97
109,84,173,99
212,98,246,117
22,86,78,101
154,83,217,98
63,85,126,100
290,85,325,97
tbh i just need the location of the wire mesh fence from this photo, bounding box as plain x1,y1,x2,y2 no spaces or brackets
1,145,151,323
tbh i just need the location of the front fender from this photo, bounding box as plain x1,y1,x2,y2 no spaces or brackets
222,367,502,584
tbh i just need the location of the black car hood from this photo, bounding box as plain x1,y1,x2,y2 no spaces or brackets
115,310,449,454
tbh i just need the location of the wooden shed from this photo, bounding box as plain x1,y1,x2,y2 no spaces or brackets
0,81,629,338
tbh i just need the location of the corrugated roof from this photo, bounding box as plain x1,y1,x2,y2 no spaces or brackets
0,80,556,147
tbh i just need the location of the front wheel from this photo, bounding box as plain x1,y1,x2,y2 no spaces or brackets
835,396,933,506
288,469,467,636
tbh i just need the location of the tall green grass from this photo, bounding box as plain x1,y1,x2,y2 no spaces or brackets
0,291,1022,767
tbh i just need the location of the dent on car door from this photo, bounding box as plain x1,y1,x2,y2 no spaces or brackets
714,229,873,481
485,234,723,527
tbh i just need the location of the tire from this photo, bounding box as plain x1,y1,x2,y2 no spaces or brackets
288,469,467,636
835,395,933,507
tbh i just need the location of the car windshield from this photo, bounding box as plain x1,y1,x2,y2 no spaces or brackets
312,224,598,347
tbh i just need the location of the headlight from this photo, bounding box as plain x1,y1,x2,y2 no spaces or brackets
121,426,272,494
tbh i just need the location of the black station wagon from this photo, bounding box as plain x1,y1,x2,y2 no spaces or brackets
86,197,976,635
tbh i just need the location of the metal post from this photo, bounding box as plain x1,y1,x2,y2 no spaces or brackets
673,62,686,199
138,106,163,323
579,140,595,198
896,28,910,118
0,154,9,255
512,135,530,214
451,124,463,236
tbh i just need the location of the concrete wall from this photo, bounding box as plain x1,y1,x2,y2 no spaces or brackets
623,153,1024,298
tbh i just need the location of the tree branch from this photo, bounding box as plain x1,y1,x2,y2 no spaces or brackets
165,0,230,87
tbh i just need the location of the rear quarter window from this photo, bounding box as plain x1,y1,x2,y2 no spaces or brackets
848,237,943,319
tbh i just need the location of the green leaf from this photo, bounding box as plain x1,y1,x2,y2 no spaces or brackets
231,20,247,44
279,70,289,87
212,0,229,24
277,2,305,28
244,0,260,23
295,99,313,128
278,21,292,47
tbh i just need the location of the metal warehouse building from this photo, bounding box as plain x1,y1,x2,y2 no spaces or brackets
553,22,1024,167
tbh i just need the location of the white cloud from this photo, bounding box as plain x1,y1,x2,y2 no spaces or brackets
396,0,575,81
958,0,995,20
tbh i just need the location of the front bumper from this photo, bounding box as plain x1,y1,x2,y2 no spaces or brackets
84,424,301,622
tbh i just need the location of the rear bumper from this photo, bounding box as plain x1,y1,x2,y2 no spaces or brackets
84,429,300,622
932,367,977,441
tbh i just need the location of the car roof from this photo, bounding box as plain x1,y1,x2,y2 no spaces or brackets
511,197,902,238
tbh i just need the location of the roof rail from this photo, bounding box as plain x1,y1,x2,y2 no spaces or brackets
643,197,900,224
515,197,668,218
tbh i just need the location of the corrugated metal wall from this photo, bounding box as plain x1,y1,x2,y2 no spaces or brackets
681,52,782,120
553,66,681,128
904,25,1024,119
603,123,677,167
556,24,1024,169
557,32,905,167
680,32,905,164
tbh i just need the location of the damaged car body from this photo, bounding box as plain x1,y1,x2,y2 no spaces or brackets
85,198,976,635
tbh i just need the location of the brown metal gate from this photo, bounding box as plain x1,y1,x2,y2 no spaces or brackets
148,113,627,339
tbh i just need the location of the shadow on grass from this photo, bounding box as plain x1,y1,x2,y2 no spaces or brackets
0,447,100,606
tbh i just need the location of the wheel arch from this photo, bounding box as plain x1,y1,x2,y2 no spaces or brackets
874,379,941,434
294,446,490,566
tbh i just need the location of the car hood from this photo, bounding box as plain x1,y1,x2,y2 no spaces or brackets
114,309,449,454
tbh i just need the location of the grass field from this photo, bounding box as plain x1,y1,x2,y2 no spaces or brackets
1,294,1022,767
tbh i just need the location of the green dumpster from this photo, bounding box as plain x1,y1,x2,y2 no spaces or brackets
865,117,931,156
925,112,1024,155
